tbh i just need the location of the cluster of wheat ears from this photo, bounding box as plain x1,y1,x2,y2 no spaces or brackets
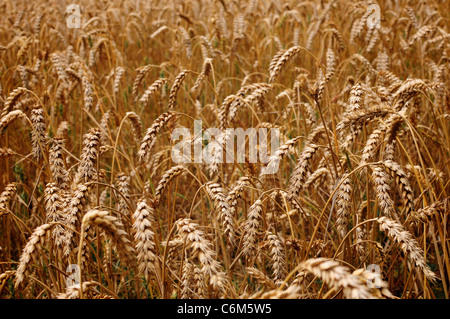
0,0,448,299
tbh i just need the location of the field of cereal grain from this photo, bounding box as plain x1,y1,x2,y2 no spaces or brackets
0,0,449,299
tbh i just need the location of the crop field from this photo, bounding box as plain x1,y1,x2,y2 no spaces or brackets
0,0,449,299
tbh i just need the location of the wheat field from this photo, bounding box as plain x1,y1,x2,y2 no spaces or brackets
0,0,449,299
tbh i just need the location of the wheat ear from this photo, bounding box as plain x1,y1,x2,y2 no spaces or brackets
132,199,157,281
205,182,236,247
0,183,17,216
298,257,376,299
138,111,175,162
81,210,135,267
15,223,53,287
377,216,437,282
242,199,262,258
176,218,227,291
154,165,186,206
74,128,101,184
168,70,190,109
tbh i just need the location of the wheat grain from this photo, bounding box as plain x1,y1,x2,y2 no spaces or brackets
133,199,157,281
377,216,437,281
0,147,14,159
260,136,301,177
116,173,131,222
154,165,186,206
81,210,135,266
242,199,262,258
139,78,167,106
227,176,250,218
74,128,101,184
44,183,65,248
57,281,98,299
248,285,301,299
205,182,236,246
191,58,212,96
113,66,125,95
63,183,91,256
138,111,175,162
168,70,190,110
176,218,226,290
269,46,302,83
15,223,53,287
0,110,26,136
246,267,276,289
30,105,46,161
180,259,193,299
0,183,17,216
287,143,320,199
132,65,152,100
335,175,352,238
267,231,287,285
298,257,375,299
49,137,70,189
381,160,415,216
